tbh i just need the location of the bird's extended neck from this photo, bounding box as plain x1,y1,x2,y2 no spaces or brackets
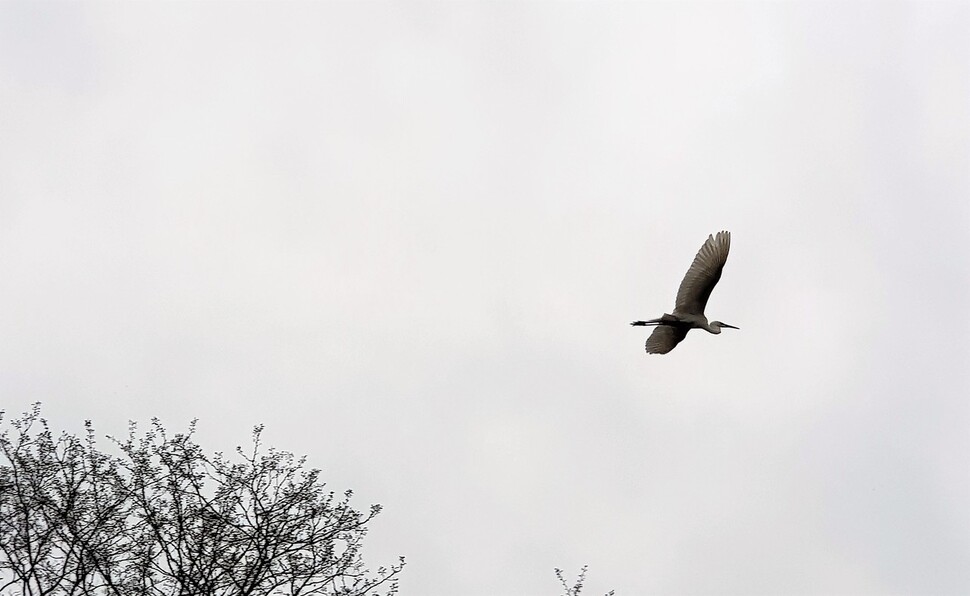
700,320,720,334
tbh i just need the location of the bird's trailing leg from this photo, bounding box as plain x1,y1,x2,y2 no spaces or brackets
630,314,679,327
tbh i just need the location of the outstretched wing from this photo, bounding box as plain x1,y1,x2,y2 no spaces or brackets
673,231,731,316
645,325,689,354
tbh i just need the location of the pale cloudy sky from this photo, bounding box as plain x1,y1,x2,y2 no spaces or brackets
1,2,969,595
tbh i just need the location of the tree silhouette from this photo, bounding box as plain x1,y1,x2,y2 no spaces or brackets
554,565,614,596
0,404,403,596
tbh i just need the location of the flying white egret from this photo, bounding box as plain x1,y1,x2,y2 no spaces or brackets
631,231,738,354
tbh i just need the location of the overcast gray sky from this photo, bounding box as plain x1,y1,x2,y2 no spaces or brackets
2,2,969,595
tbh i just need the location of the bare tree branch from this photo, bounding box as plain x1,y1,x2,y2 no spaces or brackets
0,405,403,596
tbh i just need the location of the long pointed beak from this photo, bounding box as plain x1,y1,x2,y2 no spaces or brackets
721,323,739,330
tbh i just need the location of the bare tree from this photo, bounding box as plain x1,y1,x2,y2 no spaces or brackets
0,404,403,596
554,566,614,596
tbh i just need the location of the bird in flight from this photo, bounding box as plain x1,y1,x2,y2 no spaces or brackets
631,231,738,354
